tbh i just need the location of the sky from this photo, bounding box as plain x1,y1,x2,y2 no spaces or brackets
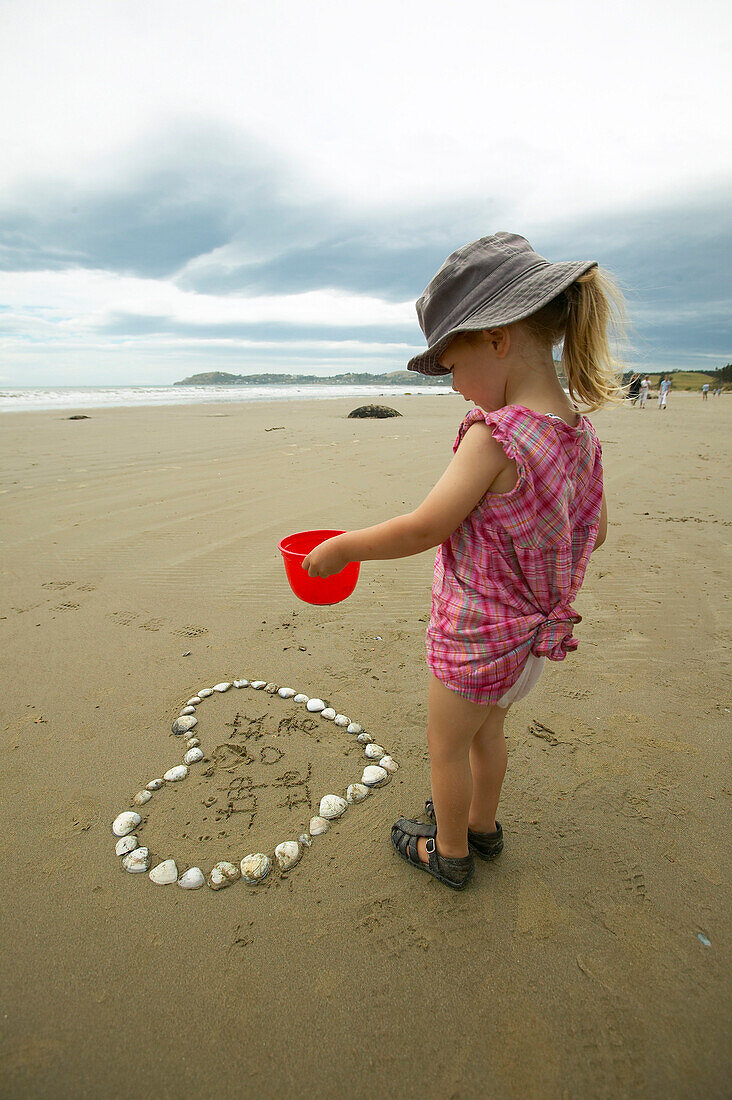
1,0,730,385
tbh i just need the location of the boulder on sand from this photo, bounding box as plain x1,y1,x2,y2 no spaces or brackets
347,405,402,419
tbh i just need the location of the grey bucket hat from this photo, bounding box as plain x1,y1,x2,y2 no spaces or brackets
407,232,597,376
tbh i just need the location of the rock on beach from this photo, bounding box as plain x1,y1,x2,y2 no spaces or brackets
347,404,402,419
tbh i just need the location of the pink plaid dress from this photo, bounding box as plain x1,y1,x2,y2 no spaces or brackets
426,404,603,704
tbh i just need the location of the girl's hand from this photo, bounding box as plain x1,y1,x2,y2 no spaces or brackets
302,535,351,578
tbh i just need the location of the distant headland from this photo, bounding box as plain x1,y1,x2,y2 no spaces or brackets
174,371,448,387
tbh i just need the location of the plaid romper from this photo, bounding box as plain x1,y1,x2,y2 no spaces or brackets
426,404,604,704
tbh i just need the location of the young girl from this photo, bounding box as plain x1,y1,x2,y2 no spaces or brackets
303,232,624,889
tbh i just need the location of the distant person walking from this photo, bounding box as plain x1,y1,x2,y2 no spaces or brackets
639,376,650,408
658,376,671,409
628,373,641,405
702,383,710,400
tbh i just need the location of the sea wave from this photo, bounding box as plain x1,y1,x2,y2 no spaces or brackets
0,383,453,413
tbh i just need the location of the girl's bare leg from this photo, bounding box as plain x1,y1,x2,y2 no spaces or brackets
468,704,510,833
412,675,487,865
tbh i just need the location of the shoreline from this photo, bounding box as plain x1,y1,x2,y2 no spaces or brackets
0,396,455,419
0,384,455,415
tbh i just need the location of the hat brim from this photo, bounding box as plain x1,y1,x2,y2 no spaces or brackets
407,259,597,376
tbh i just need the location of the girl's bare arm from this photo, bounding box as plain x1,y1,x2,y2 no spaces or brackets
592,492,608,550
303,423,512,577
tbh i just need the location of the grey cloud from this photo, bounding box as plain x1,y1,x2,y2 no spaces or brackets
175,202,493,300
538,193,731,358
1,118,729,368
98,312,417,345
178,234,450,300
101,190,731,362
0,124,309,278
0,120,499,298
0,188,228,277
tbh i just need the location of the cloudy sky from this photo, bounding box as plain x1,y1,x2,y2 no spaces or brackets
1,0,730,385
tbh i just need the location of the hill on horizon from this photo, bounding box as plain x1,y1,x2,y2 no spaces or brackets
174,370,448,386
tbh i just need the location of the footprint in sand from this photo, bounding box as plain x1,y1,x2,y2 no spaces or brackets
230,921,255,950
611,851,649,902
107,610,140,626
515,872,568,939
106,608,208,638
140,618,164,632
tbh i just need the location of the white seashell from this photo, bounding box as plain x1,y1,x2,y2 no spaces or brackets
185,737,200,748
123,847,150,873
319,794,347,820
275,841,302,872
364,743,385,759
180,706,196,716
184,747,204,765
346,783,370,803
198,688,214,698
233,679,250,688
240,853,271,883
307,698,326,713
347,722,363,734
309,816,330,836
149,859,178,885
133,790,152,805
172,715,197,735
299,833,312,848
178,867,205,889
115,835,138,856
379,755,399,773
207,861,241,890
250,680,266,690
362,765,390,788
146,778,164,791
357,732,374,744
320,707,336,720
186,696,201,706
293,694,308,703
112,811,141,837
264,682,279,694
278,687,296,698
164,764,188,782
213,682,232,692
334,714,350,727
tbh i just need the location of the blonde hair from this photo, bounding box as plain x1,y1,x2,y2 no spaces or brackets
523,267,628,411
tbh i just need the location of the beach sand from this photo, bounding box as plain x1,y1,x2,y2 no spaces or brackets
1,392,729,1098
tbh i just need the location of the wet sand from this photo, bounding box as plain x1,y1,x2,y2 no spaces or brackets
1,392,729,1098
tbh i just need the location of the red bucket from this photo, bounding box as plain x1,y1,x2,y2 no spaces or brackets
278,529,360,605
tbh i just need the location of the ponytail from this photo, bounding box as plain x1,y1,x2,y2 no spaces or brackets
524,267,628,411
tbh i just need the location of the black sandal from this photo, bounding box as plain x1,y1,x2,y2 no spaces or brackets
391,818,474,890
424,799,504,861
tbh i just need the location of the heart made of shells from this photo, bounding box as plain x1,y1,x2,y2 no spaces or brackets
111,678,400,892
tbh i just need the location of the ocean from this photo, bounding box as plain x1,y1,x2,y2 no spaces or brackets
0,383,453,413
